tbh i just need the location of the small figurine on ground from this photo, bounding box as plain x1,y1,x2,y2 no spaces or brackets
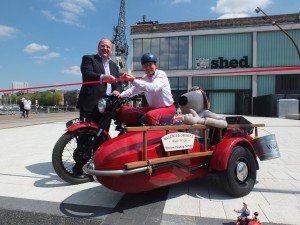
234,201,252,225
248,212,263,225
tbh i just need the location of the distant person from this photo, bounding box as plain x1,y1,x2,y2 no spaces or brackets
76,38,122,122
119,52,176,125
23,97,32,118
20,98,25,118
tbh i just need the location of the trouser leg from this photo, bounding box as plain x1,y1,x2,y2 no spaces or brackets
145,104,176,125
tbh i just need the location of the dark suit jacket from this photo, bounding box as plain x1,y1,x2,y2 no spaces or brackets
76,54,122,112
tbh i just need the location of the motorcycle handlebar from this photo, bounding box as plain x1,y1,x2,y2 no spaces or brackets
104,95,141,103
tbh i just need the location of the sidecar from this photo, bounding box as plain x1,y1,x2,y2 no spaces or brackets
83,116,279,197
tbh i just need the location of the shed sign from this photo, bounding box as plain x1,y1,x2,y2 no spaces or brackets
196,56,250,69
161,132,195,152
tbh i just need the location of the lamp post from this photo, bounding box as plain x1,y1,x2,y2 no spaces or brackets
255,7,300,59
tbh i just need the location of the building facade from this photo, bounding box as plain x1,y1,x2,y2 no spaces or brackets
130,13,300,115
64,90,80,107
12,81,29,95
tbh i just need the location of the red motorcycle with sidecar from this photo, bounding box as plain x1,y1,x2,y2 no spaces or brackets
83,109,280,197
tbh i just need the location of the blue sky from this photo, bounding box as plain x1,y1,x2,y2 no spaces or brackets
1,0,300,93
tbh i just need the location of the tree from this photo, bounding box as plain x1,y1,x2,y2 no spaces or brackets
16,90,62,106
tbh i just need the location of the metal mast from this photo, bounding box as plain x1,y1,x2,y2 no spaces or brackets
112,0,128,69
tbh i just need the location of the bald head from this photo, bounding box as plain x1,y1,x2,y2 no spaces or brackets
98,38,113,61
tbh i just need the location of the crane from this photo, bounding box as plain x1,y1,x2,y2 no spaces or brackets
112,0,128,69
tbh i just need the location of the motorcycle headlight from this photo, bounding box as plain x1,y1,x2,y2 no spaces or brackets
97,98,107,113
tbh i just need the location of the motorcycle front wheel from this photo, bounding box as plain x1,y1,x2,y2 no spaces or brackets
52,128,108,184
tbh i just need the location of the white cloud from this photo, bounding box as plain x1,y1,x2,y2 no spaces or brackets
41,10,57,21
62,66,81,76
0,25,18,39
24,44,60,64
218,13,250,19
211,0,273,18
171,0,191,4
58,0,95,14
24,43,49,53
33,52,60,60
34,60,45,65
42,0,96,26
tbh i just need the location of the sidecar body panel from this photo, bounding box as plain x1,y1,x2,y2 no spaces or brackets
93,131,211,192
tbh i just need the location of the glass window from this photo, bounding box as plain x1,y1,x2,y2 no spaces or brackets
178,77,188,90
151,38,160,59
133,36,189,71
178,36,188,69
169,77,188,90
159,38,169,70
169,77,179,90
142,39,151,54
169,37,179,69
133,39,143,70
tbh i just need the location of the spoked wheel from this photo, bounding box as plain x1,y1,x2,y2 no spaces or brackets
52,128,108,184
219,146,257,197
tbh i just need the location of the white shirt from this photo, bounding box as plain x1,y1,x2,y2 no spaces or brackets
99,54,112,96
24,99,31,110
121,69,174,108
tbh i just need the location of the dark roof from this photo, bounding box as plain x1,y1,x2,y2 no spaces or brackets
131,13,300,34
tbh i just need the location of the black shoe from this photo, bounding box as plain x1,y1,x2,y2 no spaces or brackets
72,163,83,176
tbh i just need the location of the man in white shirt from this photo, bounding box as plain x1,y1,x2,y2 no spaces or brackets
119,52,176,125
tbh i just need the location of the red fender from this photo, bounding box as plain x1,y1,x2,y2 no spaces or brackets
210,136,256,171
66,122,99,132
65,122,111,139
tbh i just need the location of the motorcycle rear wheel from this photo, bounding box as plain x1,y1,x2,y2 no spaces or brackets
52,128,108,184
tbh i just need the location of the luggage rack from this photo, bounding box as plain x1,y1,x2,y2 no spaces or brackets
124,123,265,170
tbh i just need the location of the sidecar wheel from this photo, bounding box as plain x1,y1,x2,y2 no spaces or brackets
52,128,108,184
219,146,257,197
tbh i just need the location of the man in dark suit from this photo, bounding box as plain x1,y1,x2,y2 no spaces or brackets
76,38,123,122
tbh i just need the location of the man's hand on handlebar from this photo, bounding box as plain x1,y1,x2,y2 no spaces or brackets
111,90,121,97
